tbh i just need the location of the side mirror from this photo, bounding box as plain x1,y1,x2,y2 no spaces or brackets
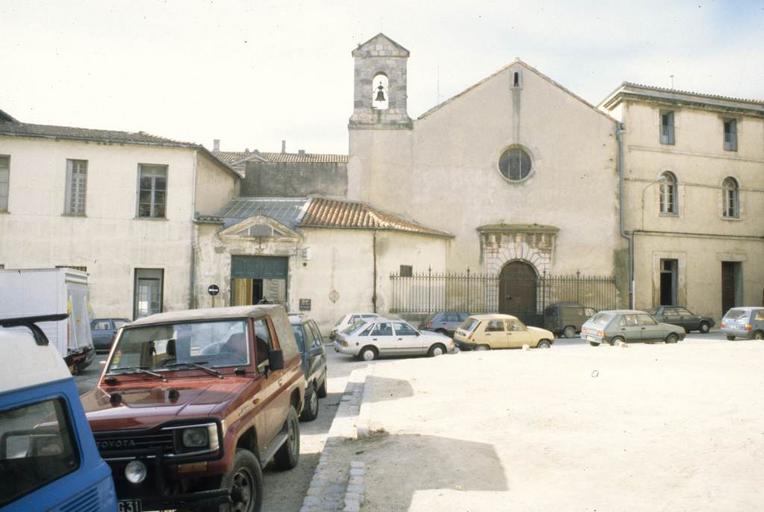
269,349,284,371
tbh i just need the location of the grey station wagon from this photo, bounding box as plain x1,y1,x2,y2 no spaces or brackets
581,309,686,346
721,307,764,340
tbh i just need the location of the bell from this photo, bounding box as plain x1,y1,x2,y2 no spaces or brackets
375,83,386,102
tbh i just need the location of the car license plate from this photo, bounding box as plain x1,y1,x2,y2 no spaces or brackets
586,335,596,342
119,500,142,512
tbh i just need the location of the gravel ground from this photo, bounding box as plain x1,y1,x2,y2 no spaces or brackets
348,334,764,511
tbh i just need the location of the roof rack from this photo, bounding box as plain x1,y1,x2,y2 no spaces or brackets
0,314,68,346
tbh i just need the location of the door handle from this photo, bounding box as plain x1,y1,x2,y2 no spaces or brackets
397,338,403,341
278,379,284,386
252,398,260,405
372,338,378,341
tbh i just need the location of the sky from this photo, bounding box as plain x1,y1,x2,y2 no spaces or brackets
1,0,762,154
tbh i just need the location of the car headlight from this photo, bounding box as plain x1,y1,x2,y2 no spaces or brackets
182,427,209,448
125,460,147,484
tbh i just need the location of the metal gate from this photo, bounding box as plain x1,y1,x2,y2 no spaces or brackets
390,268,618,322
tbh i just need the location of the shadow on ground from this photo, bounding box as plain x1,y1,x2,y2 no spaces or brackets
348,432,507,512
365,376,414,403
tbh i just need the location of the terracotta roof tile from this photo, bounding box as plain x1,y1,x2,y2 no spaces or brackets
300,197,451,238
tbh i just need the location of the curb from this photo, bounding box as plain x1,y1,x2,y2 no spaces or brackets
299,367,370,512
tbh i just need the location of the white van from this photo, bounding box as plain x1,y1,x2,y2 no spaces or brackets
0,268,94,373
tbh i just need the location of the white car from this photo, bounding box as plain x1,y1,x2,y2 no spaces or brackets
329,312,382,340
334,318,454,360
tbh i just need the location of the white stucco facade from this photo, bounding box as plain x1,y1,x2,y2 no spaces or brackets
0,134,238,319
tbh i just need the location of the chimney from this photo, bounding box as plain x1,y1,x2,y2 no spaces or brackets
298,149,306,156
213,139,220,152
281,140,286,153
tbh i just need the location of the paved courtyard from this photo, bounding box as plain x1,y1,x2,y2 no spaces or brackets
328,333,764,511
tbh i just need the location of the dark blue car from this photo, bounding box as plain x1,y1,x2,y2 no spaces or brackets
289,314,328,421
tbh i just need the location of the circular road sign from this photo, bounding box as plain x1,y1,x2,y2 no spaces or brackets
208,284,220,296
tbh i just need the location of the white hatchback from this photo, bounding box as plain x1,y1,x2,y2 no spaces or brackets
329,312,382,340
334,318,454,360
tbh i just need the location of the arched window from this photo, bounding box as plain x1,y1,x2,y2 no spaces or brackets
498,146,532,181
722,177,740,218
659,171,677,214
371,73,389,110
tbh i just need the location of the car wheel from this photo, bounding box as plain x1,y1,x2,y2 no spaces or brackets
427,343,447,357
609,336,625,346
359,346,378,361
474,344,490,351
563,326,576,339
665,333,679,344
537,339,552,349
273,407,300,470
589,341,600,347
726,335,736,341
754,331,764,341
316,371,328,398
684,327,691,334
219,448,263,512
435,328,448,335
300,384,319,422
699,322,710,334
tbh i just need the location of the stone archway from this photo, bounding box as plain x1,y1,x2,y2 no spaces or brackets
498,260,538,324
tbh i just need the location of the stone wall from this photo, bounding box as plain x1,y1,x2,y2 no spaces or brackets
241,161,347,198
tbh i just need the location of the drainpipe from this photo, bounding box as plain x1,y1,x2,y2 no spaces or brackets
372,230,378,313
189,151,199,309
616,122,634,309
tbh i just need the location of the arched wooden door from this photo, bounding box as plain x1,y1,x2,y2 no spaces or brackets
499,261,538,324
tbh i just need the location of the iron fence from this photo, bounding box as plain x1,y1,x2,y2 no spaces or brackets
390,269,618,323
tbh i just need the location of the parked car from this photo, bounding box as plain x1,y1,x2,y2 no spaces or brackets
721,307,764,340
91,317,130,353
289,314,328,422
0,314,117,512
419,311,470,336
330,312,382,340
581,309,685,346
453,314,554,350
81,305,305,512
335,318,453,360
543,302,596,338
646,306,714,333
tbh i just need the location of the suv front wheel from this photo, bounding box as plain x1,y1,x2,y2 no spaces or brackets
273,407,300,470
219,449,263,512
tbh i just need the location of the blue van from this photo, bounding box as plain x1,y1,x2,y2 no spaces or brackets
0,314,117,512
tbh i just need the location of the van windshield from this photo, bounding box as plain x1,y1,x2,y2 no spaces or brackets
108,319,249,373
589,313,613,328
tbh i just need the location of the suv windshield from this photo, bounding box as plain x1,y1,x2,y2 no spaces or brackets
108,319,249,373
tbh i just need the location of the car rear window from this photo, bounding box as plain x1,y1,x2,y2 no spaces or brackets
724,309,748,320
460,318,480,333
589,312,613,328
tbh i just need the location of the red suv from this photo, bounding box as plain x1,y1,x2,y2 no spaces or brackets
81,305,305,512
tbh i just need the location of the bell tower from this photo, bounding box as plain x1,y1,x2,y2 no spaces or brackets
349,33,412,128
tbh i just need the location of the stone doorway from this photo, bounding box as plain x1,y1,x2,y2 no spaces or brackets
498,261,538,324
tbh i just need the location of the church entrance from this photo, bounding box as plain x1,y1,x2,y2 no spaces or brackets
499,261,538,325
